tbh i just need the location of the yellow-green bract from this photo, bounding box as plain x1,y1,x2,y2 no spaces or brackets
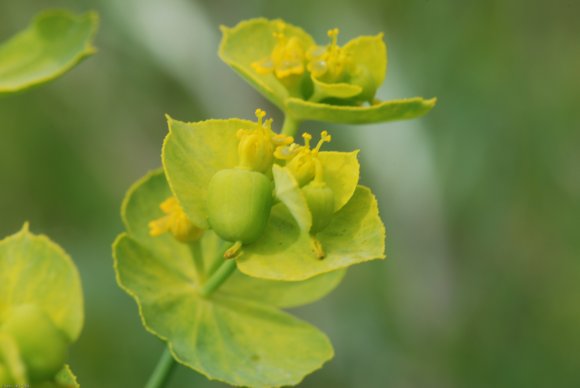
0,9,98,94
0,225,82,387
219,18,436,124
113,170,345,387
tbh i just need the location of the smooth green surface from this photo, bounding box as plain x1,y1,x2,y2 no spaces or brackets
239,186,386,280
0,226,83,342
1,304,69,382
206,169,273,244
114,170,340,386
311,78,362,101
144,348,175,388
341,34,387,102
317,151,360,212
272,164,312,231
0,9,98,93
0,332,26,385
286,96,437,124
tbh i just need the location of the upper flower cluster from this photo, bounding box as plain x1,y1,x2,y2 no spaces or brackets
219,18,436,125
252,22,385,105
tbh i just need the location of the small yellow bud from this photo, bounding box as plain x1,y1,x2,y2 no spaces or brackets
149,197,203,243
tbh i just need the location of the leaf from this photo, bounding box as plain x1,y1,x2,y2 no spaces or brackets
162,118,245,229
0,225,83,342
0,9,98,94
219,18,314,108
114,236,334,387
35,365,79,388
318,151,360,212
238,186,386,281
286,96,437,124
53,365,79,388
342,34,387,99
311,77,362,101
119,169,344,308
272,164,312,231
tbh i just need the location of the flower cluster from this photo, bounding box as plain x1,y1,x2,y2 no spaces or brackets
113,16,434,388
220,18,436,125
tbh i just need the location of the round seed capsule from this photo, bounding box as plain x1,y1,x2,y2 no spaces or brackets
207,168,273,244
1,304,68,382
302,182,335,233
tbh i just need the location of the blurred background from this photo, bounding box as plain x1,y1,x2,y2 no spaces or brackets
1,0,579,387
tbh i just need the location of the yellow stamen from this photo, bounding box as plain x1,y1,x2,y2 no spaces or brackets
149,197,203,243
307,27,350,82
251,22,306,79
313,130,332,154
284,130,332,186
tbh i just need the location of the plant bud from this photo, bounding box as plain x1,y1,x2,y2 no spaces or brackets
302,182,335,233
1,304,68,383
207,168,273,244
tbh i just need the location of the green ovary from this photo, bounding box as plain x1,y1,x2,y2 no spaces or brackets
207,168,273,244
1,304,69,383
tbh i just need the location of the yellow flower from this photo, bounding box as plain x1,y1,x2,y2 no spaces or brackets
276,130,332,186
149,197,203,243
252,21,307,79
237,109,293,173
307,28,351,83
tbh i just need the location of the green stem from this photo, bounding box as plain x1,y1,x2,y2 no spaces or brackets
145,347,176,388
188,240,205,283
281,115,300,137
200,259,237,297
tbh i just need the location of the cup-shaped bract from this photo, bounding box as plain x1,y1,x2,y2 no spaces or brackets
220,18,436,125
163,112,385,281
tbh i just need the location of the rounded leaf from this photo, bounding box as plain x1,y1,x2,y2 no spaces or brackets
0,9,98,94
114,233,334,387
0,225,83,342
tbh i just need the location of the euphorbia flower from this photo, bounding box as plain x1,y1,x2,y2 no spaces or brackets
162,110,385,281
220,18,436,126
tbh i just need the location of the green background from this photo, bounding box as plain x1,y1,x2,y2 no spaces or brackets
1,0,578,387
